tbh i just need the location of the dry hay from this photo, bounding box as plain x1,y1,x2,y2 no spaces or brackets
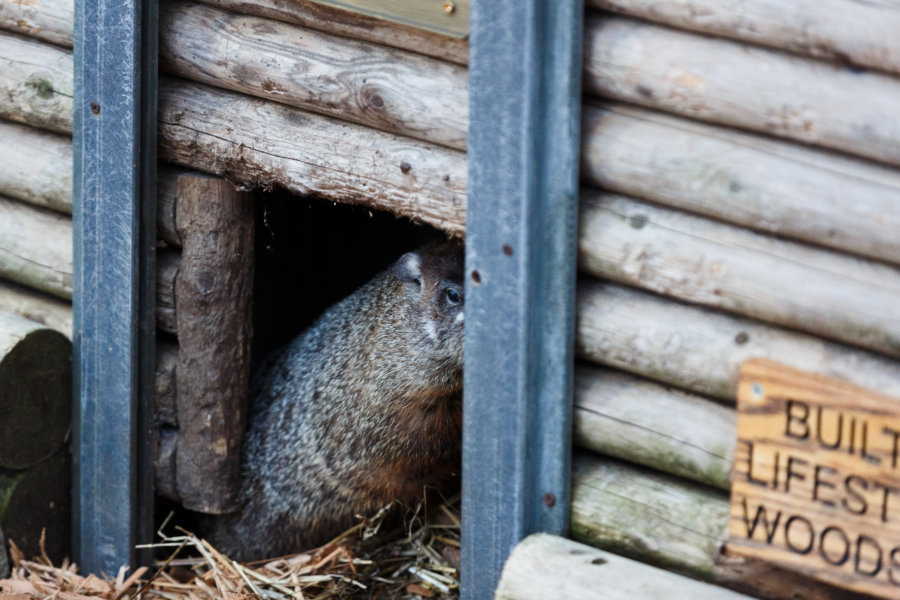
0,496,460,600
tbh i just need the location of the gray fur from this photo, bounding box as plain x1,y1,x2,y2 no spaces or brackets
210,240,464,560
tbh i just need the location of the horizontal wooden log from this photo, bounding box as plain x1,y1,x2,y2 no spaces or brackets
157,249,179,335
0,120,72,213
572,453,858,599
0,279,72,337
173,173,253,514
576,280,900,402
0,452,70,564
572,452,728,579
0,0,74,48
0,311,71,470
192,0,467,65
161,1,467,151
158,77,466,235
0,31,72,134
588,0,900,75
579,191,900,358
0,196,72,300
581,103,900,265
574,364,734,490
584,15,900,167
496,534,754,600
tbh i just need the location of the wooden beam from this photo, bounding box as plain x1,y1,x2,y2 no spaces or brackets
0,0,74,48
582,103,900,266
160,0,467,151
158,77,466,235
496,533,754,600
574,364,734,490
0,120,72,214
172,173,253,514
0,196,72,300
0,30,72,134
0,279,73,337
193,0,467,65
588,0,900,76
584,15,900,167
579,190,900,358
572,453,857,599
576,280,900,401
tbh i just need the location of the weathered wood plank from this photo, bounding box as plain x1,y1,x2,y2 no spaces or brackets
0,0,74,48
582,103,900,266
576,280,900,402
0,120,72,214
584,15,900,167
588,0,900,75
572,452,728,579
572,452,860,599
157,164,191,247
156,249,178,335
0,30,73,134
193,0,467,65
173,173,253,514
497,533,754,600
160,0,468,150
579,191,900,358
574,364,734,490
0,279,72,337
0,311,71,470
158,77,466,235
0,196,72,300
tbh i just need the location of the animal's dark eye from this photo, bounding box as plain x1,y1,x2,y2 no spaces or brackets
445,288,462,305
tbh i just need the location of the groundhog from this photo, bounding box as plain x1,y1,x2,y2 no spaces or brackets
210,240,464,561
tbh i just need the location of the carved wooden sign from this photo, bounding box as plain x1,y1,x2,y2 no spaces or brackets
730,359,900,598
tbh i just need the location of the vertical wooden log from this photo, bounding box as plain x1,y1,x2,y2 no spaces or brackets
174,174,253,513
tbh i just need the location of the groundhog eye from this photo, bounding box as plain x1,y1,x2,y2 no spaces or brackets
445,288,462,305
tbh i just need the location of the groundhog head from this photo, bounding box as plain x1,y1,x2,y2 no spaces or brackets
395,240,465,373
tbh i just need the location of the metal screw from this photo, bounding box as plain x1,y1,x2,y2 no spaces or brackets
443,1,455,14
543,492,556,507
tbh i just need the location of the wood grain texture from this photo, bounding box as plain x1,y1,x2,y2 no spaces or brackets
0,310,71,470
154,342,178,502
0,30,72,133
193,0,468,65
160,0,468,151
588,0,900,75
582,103,900,266
572,452,862,599
730,359,900,597
156,249,179,335
0,196,72,299
584,15,900,167
579,191,900,358
576,280,900,402
0,0,74,48
158,77,466,235
571,452,729,579
173,174,253,514
0,120,72,213
0,279,72,336
574,364,734,489
156,164,191,247
496,533,754,600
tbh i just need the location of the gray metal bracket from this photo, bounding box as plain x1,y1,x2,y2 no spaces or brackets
73,0,157,574
462,0,584,597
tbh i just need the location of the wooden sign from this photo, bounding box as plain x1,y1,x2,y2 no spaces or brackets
730,359,900,598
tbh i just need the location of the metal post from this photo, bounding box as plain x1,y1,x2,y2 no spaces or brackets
73,0,157,573
462,0,584,597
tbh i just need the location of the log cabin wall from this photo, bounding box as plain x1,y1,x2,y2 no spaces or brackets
568,1,900,598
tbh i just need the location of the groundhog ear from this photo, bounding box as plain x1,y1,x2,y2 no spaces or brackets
395,252,423,287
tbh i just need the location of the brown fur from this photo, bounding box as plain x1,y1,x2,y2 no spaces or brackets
208,240,464,561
